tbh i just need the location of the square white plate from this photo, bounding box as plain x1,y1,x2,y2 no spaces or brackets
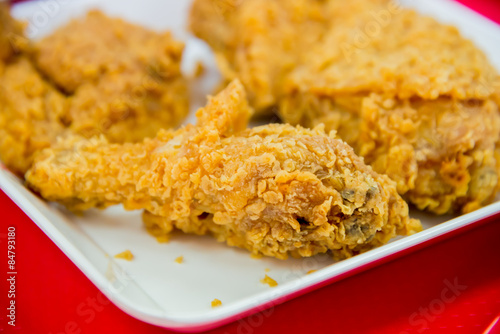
3,0,500,331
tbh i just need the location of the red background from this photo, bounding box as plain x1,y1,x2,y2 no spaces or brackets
2,0,500,333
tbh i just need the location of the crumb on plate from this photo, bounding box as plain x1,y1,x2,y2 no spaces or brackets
260,275,278,288
307,270,317,275
251,253,263,260
114,250,134,261
265,268,270,273
175,256,184,264
156,235,170,244
211,299,222,308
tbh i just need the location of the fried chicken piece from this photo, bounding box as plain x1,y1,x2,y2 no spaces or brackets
67,67,187,143
191,0,497,111
26,81,421,260
0,3,28,63
190,0,332,111
35,10,184,94
358,96,500,214
0,8,189,175
34,10,188,143
190,0,500,214
0,57,69,175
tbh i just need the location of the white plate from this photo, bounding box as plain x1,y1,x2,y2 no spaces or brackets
3,0,500,332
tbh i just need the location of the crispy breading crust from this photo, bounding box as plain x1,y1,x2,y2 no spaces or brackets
26,81,421,260
0,8,189,175
190,0,331,111
359,96,500,214
34,10,189,143
190,0,500,214
0,3,28,63
0,57,68,175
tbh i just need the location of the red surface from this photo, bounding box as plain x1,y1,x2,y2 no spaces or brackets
457,0,500,24
2,1,500,333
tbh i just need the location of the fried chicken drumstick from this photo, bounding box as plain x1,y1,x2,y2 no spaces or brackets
190,0,500,214
27,81,421,259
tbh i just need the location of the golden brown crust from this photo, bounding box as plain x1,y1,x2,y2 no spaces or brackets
190,0,500,214
190,0,331,111
27,81,421,259
359,96,500,214
0,9,189,175
0,57,69,175
35,11,184,93
34,10,189,142
284,10,497,100
0,3,28,63
192,0,497,105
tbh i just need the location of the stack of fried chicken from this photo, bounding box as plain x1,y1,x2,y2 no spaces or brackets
1,0,499,260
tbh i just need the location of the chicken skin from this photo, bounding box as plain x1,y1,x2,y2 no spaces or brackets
190,0,500,214
26,81,421,259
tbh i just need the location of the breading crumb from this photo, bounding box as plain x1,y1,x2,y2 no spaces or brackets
156,235,170,244
175,256,184,264
260,275,278,288
211,299,222,308
114,250,134,261
306,270,317,275
265,268,270,273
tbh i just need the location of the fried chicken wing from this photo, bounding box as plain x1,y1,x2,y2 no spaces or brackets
190,0,500,214
0,7,189,175
26,81,421,259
